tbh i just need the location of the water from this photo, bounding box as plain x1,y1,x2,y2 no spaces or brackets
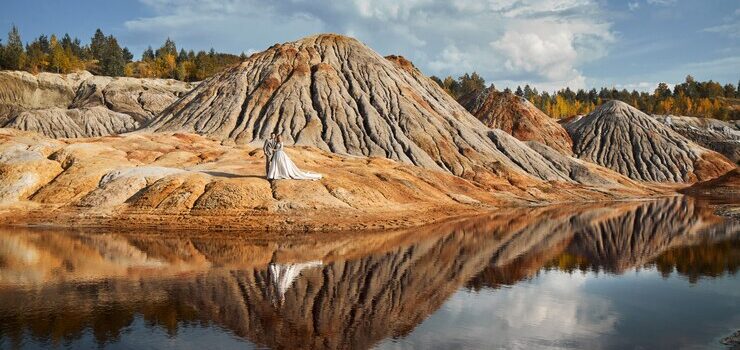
0,196,737,349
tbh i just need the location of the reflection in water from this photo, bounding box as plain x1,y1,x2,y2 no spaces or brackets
269,261,323,303
0,196,738,349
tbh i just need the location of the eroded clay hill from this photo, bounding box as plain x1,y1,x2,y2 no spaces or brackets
652,114,740,164
146,34,631,187
0,70,194,138
564,100,735,182
458,88,573,155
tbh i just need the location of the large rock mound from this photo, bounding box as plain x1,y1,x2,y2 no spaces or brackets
458,88,573,155
145,34,604,185
564,100,735,182
652,114,740,163
0,70,195,138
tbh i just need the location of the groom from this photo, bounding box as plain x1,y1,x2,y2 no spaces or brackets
263,133,277,177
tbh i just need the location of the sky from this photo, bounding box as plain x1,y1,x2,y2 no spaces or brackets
2,0,738,92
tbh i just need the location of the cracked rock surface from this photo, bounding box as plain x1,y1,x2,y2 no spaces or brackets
458,88,573,155
564,100,735,183
0,70,195,138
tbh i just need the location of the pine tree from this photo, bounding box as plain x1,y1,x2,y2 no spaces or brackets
723,83,735,98
122,47,133,63
177,49,188,63
97,35,125,76
458,72,485,97
1,25,25,70
156,38,177,58
515,86,523,97
35,35,50,54
90,29,106,61
523,85,534,99
142,46,155,61
654,83,672,99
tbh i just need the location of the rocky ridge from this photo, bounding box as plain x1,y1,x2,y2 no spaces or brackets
144,34,632,188
458,88,573,155
0,129,657,231
0,70,195,138
564,100,735,182
652,114,740,163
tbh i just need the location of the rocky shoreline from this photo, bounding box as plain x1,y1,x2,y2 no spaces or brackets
0,129,671,232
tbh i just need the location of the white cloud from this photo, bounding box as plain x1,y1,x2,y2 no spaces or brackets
125,0,615,90
703,8,740,38
491,19,612,88
628,2,640,11
376,271,617,349
703,23,740,38
646,0,676,5
614,81,659,91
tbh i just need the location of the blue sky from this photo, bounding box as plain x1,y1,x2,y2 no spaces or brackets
2,0,738,91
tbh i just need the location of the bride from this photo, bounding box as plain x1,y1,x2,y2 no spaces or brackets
267,135,323,180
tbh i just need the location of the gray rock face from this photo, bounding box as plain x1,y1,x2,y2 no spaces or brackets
5,107,138,138
524,141,618,186
147,35,505,177
564,100,735,182
145,34,628,186
652,114,740,164
70,75,194,123
0,70,91,109
0,70,195,138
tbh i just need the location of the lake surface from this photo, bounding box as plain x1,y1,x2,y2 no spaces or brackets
0,196,738,349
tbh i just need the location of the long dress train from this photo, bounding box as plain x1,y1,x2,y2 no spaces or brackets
267,142,323,180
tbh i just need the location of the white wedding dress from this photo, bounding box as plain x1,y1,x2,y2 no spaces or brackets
268,261,322,303
267,142,323,180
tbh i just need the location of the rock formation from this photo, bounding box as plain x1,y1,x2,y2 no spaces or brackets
0,70,195,138
458,88,573,155
564,100,735,182
680,168,740,200
145,34,621,186
562,197,733,273
652,114,740,163
0,129,657,231
4,106,138,138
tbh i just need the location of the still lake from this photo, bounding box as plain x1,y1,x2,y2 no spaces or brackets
0,195,737,349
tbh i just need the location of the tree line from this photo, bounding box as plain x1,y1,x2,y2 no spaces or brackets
431,73,740,121
1,25,736,120
0,25,243,81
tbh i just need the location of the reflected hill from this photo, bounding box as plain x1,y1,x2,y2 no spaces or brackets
0,196,737,349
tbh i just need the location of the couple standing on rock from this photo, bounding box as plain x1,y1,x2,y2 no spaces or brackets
263,134,323,181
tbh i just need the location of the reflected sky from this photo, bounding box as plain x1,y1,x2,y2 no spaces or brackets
0,196,738,349
380,269,739,350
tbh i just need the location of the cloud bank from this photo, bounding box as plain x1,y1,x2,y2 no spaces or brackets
125,0,615,90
